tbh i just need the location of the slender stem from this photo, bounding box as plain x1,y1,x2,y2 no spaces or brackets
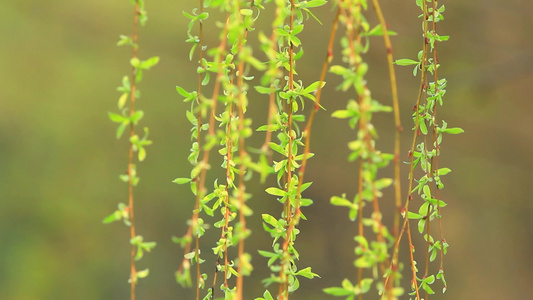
223,103,233,288
338,2,380,298
127,2,140,300
193,2,205,298
356,161,364,300
385,1,431,298
278,2,295,299
195,231,200,300
422,116,432,287
406,219,420,299
370,0,402,239
280,12,341,297
177,1,205,299
384,80,426,297
235,3,255,298
178,8,232,300
201,13,232,300
429,0,446,274
235,91,247,300
370,2,402,297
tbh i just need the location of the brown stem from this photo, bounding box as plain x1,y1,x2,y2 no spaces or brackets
127,2,140,300
384,1,431,298
406,219,420,299
277,2,296,299
337,2,380,298
194,2,205,299
356,161,364,300
235,97,247,300
276,10,341,298
370,1,402,297
370,0,402,242
176,1,205,299
429,0,446,276
223,103,233,288
178,10,232,300
235,0,254,295
422,117,432,284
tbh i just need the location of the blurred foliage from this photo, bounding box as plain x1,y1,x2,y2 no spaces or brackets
1,0,532,299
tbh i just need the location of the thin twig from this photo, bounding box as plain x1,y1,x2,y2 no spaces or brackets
127,2,140,299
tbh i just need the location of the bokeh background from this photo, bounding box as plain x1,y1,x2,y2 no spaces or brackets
1,0,532,299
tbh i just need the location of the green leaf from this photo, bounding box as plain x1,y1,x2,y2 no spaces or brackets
300,198,313,207
395,58,419,66
188,43,197,61
240,9,253,16
257,249,277,258
299,181,312,192
418,219,426,233
140,56,160,70
202,204,214,216
138,146,146,161
256,124,280,132
184,251,196,260
330,196,351,207
116,123,128,139
362,24,397,37
142,241,156,250
407,211,422,219
118,75,131,93
275,27,288,37
118,93,128,109
443,127,464,134
182,11,195,20
331,109,352,119
354,235,368,249
349,205,358,221
419,120,428,135
306,0,328,8
130,235,143,245
254,86,273,94
359,278,374,294
294,153,314,161
269,142,286,155
136,268,149,279
108,112,128,123
173,178,191,184
255,290,275,300
323,286,352,296
265,187,285,197
117,35,133,46
186,110,197,125
302,81,326,94
374,178,393,190
102,212,119,224
201,72,210,85
130,110,144,124
261,214,277,227
418,202,429,219
295,267,320,279
176,86,190,98
354,256,372,268
130,57,141,68
197,12,209,20
437,167,451,176
423,184,431,199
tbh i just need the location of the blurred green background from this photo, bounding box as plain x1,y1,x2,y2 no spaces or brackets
1,0,532,299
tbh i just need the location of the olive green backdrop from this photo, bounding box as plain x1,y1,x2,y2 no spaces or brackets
1,1,532,299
